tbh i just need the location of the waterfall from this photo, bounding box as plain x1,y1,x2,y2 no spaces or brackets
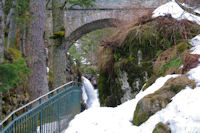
137,50,142,67
82,76,100,109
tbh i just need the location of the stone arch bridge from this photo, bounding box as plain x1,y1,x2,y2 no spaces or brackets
59,0,169,50
44,0,170,92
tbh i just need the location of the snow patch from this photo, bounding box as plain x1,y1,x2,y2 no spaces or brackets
187,65,200,84
190,34,200,54
153,1,200,25
65,75,179,133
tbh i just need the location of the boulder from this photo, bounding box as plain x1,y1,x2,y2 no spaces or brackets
132,75,195,126
153,122,171,133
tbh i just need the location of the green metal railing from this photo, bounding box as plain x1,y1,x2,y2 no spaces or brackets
0,81,82,133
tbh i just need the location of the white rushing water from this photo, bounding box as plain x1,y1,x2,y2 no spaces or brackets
81,76,100,109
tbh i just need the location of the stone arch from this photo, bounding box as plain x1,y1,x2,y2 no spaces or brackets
64,18,123,51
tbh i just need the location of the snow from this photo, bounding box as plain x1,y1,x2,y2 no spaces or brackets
194,8,200,14
139,86,200,133
188,65,200,85
65,75,179,133
190,35,200,54
65,1,200,133
188,34,200,86
46,67,49,73
37,121,58,133
152,1,200,25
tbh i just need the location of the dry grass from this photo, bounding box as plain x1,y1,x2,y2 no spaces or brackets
97,12,200,73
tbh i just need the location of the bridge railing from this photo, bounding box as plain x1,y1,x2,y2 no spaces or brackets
0,81,82,133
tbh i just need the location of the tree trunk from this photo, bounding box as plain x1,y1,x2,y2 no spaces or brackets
26,0,48,101
7,0,17,49
52,0,66,88
0,0,5,121
52,45,66,88
45,12,54,90
20,13,26,56
0,0,4,61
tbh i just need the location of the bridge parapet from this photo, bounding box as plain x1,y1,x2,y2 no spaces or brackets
66,0,170,9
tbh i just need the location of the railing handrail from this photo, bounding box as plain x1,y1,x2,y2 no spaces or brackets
0,81,77,126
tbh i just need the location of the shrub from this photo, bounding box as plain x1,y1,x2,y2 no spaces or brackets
0,58,30,93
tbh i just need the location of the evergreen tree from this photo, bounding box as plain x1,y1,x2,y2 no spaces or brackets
0,0,5,121
26,0,48,100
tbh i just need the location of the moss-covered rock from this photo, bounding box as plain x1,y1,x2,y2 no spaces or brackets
153,122,171,133
132,75,195,126
98,71,123,107
153,42,191,76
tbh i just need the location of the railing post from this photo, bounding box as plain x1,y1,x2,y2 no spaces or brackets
39,99,42,133
0,92,2,133
56,89,61,132
11,115,14,133
0,124,2,132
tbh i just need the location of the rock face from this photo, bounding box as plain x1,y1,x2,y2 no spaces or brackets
97,16,200,107
153,122,171,133
132,75,196,126
119,72,136,103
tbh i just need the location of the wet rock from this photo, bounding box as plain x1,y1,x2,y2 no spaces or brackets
132,75,195,126
81,100,87,112
153,122,171,133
